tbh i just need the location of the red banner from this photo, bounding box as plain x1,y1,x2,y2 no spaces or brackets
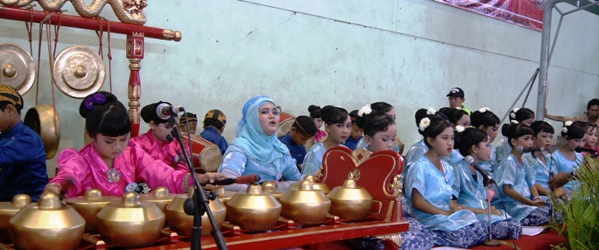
434,0,544,31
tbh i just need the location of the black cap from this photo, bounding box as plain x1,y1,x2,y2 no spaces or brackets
446,87,465,98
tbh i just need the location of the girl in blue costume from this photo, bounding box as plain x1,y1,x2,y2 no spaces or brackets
470,108,500,173
525,121,567,198
492,123,551,226
453,127,522,240
552,121,585,192
301,105,351,178
404,114,487,248
356,112,436,249
218,96,301,192
495,108,535,169
403,108,463,180
355,102,401,153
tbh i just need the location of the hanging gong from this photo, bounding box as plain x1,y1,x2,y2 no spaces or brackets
53,46,105,98
0,43,35,95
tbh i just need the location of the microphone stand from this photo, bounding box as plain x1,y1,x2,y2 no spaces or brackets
170,116,228,250
483,177,501,246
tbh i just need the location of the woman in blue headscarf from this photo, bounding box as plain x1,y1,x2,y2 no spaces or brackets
217,96,301,192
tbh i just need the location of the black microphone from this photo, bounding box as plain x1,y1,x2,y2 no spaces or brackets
516,146,547,154
464,156,495,185
575,146,597,154
205,174,261,186
156,103,184,120
165,134,174,142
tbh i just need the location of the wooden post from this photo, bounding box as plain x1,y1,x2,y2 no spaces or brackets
126,32,144,137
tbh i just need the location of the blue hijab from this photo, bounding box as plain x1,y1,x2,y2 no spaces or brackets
231,96,289,164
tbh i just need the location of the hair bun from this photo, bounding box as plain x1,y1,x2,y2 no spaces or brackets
79,91,119,118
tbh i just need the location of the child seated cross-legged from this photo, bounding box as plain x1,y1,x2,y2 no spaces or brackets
492,123,551,226
453,127,522,240
404,114,487,248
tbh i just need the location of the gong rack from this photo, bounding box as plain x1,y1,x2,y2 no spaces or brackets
0,215,409,250
0,6,181,137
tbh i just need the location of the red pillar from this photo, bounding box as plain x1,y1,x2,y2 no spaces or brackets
126,32,144,137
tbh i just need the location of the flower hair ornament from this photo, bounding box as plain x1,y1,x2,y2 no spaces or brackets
511,120,520,124
478,107,490,113
419,117,431,132
84,93,107,110
426,107,436,115
455,125,465,133
562,120,573,133
357,104,372,117
510,108,520,119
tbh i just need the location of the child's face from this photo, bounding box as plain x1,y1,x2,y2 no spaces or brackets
483,124,499,142
511,134,534,149
567,137,586,151
366,124,396,153
258,102,280,136
325,116,351,144
521,117,535,126
180,120,197,135
429,127,455,157
350,123,363,140
93,133,129,160
289,127,311,146
151,122,173,142
313,117,323,129
457,114,471,128
0,106,14,133
535,131,553,149
587,105,599,120
584,126,597,147
473,136,492,162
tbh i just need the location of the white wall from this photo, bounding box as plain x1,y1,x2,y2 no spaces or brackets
0,0,597,176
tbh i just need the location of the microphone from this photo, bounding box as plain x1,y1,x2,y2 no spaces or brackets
205,174,261,186
156,103,184,120
516,146,547,154
575,146,597,154
464,156,495,185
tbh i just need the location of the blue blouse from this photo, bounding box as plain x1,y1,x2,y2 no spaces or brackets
452,160,511,223
301,142,327,178
523,151,556,192
552,150,583,191
492,154,537,221
217,144,301,192
404,156,479,231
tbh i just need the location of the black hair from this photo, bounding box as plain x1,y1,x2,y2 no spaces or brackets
362,113,395,137
140,101,172,125
293,115,317,136
414,108,428,128
204,118,225,130
321,105,349,125
455,128,488,156
420,114,453,148
442,108,468,126
587,98,599,110
308,105,321,119
505,123,534,148
509,108,535,123
349,110,359,119
471,109,500,129
79,91,131,138
562,121,586,139
530,120,555,135
370,102,393,114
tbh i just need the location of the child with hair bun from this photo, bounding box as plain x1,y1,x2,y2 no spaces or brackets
404,114,487,248
46,92,225,197
553,121,586,192
492,123,551,226
132,101,189,171
355,102,401,154
470,108,500,173
495,108,535,168
453,127,522,240
357,111,436,249
302,106,351,178
343,110,363,151
524,121,565,198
